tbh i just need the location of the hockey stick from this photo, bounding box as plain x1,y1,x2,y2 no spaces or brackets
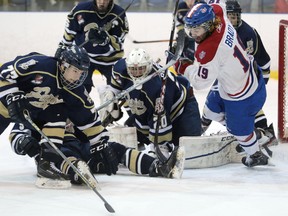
100,0,135,32
23,110,115,213
95,56,179,112
153,0,182,163
132,39,175,44
79,0,134,48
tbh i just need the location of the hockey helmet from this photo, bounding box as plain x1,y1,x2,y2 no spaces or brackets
59,45,90,90
184,3,215,43
125,48,153,85
226,0,242,29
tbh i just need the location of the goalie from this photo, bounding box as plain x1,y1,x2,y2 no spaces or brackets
99,48,202,159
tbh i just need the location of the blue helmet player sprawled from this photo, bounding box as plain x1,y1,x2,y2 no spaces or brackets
59,46,90,90
0,45,120,187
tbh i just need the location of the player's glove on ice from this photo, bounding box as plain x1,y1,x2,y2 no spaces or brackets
90,139,118,176
6,91,29,124
14,134,40,157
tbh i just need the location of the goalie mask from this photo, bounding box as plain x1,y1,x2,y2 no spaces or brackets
59,45,90,90
226,0,242,29
126,48,153,87
184,3,215,43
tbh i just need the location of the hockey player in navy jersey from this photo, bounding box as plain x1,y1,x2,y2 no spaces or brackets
201,0,277,147
0,45,119,187
55,0,129,92
183,3,270,167
100,48,202,159
9,122,185,183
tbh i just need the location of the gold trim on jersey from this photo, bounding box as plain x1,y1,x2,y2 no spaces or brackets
0,101,9,118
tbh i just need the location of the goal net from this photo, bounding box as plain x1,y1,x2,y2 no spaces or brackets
278,20,288,142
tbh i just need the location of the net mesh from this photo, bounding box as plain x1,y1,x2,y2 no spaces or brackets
278,20,288,141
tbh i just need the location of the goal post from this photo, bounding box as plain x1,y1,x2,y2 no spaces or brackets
278,19,288,142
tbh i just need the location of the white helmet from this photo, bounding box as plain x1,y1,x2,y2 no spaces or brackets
125,48,153,84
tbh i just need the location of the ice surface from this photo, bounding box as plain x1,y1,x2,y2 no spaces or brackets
1,75,287,216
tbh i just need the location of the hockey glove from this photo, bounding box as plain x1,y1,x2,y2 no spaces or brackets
90,140,118,176
87,28,110,45
6,91,29,124
13,134,40,157
54,44,68,59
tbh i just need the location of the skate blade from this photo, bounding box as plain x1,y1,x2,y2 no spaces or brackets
171,146,185,179
35,177,71,189
76,160,101,190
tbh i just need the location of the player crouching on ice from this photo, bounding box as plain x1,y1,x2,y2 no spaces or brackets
183,3,270,167
9,122,185,188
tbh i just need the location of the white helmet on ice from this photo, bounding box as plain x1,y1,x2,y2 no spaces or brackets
125,48,153,85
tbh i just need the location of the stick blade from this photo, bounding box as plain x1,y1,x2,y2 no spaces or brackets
105,203,115,213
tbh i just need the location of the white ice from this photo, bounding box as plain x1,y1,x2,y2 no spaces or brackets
1,74,287,216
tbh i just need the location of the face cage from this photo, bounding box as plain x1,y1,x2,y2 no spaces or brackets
127,65,149,84
60,65,88,90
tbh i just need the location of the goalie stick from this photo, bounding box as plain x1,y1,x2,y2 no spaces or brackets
23,110,115,213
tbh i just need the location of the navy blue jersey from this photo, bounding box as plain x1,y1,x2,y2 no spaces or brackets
237,20,271,81
60,1,129,66
0,52,107,146
111,58,193,144
176,1,190,29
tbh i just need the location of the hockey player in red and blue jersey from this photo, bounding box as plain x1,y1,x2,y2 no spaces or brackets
55,0,129,92
183,3,270,167
201,0,277,148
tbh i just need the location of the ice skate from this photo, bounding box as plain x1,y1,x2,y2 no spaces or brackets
35,159,71,189
236,127,274,157
241,150,269,167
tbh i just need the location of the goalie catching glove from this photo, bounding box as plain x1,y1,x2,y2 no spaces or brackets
90,137,119,176
98,85,123,125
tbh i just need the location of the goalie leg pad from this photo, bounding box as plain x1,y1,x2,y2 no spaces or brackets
108,126,138,149
171,145,185,179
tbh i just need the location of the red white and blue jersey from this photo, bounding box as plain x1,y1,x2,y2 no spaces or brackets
189,3,259,101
